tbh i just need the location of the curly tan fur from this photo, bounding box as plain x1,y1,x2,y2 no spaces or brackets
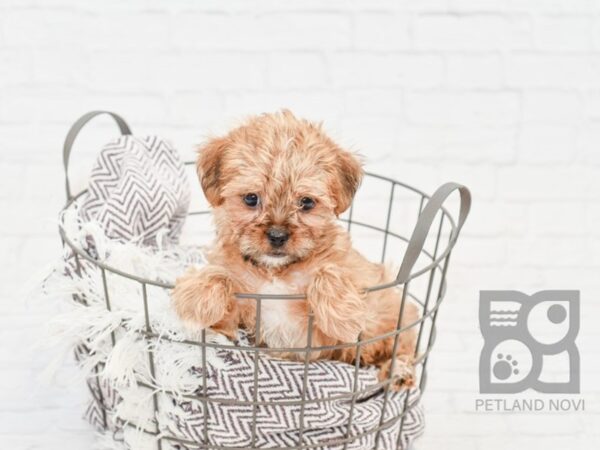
172,110,418,390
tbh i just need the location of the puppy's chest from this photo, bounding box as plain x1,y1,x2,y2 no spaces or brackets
257,273,310,348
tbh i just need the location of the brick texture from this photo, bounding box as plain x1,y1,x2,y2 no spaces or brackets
0,1,598,449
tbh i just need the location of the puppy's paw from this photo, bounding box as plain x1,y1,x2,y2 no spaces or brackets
307,265,365,342
172,266,235,331
378,355,416,392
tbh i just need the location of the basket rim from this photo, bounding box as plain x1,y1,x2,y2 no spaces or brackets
59,171,458,298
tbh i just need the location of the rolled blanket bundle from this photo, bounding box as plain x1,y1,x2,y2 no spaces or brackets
80,134,190,246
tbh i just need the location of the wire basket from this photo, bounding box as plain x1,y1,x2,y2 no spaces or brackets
58,111,471,450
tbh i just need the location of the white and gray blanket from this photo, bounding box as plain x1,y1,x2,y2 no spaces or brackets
77,332,424,450
80,134,190,246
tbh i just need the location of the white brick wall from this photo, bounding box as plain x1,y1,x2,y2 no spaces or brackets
1,1,599,449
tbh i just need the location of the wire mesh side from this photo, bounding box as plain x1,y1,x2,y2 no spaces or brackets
342,332,362,450
93,268,445,450
373,281,410,449
297,314,314,447
250,298,262,448
201,328,210,446
101,268,116,348
58,173,466,450
142,282,163,450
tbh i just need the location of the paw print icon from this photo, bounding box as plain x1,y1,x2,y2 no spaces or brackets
479,290,580,394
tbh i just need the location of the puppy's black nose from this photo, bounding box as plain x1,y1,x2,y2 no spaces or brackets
266,227,289,248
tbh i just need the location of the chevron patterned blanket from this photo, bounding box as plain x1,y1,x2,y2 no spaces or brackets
80,134,190,245
164,336,425,449
48,134,425,449
77,333,425,450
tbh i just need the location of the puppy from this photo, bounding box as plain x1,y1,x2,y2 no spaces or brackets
172,111,418,389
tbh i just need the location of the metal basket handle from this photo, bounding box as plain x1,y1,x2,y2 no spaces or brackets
63,110,132,201
396,182,471,284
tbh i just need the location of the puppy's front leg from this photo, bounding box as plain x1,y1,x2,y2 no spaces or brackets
306,265,366,343
377,354,416,391
172,265,238,339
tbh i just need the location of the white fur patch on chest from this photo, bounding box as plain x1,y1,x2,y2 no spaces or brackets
258,275,309,349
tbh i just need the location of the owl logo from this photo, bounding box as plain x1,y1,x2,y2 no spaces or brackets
479,290,580,394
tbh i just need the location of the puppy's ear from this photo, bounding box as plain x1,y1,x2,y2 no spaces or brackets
197,137,228,206
333,150,363,215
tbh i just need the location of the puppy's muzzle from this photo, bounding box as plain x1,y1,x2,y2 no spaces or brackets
266,227,289,248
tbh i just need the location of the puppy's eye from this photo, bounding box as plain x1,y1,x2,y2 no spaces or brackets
300,197,316,211
243,193,259,207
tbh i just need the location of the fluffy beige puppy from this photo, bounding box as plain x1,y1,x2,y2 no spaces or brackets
172,111,417,389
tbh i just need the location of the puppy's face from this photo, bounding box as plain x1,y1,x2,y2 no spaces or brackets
197,111,363,269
